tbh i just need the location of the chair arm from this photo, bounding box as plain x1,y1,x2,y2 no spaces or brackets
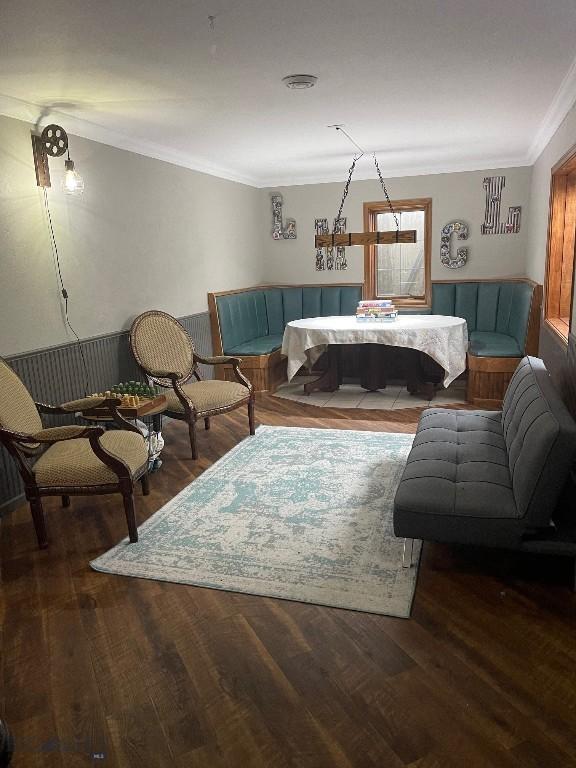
38,396,141,435
0,426,43,445
32,425,104,443
195,354,242,366
87,428,147,481
36,396,108,415
61,396,111,412
194,355,252,392
152,370,181,381
0,424,103,445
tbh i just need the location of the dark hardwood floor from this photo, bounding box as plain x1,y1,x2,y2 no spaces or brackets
1,393,576,767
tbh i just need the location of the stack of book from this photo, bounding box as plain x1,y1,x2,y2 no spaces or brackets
355,299,398,321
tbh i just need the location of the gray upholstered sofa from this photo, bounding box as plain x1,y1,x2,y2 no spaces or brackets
394,357,576,565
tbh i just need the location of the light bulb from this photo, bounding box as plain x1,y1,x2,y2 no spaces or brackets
62,158,84,195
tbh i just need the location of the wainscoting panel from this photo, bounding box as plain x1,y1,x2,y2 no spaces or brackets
0,311,213,513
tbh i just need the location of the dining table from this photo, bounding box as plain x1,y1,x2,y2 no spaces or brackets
281,314,469,397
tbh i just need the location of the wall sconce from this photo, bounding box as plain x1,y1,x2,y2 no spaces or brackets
32,124,84,195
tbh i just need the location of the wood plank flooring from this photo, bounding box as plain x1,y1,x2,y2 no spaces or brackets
1,394,576,767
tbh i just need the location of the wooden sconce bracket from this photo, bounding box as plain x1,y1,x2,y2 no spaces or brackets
32,134,51,188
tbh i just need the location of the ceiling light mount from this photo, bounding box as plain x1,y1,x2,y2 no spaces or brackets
282,74,317,90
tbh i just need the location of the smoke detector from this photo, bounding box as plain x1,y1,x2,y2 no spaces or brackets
282,74,318,90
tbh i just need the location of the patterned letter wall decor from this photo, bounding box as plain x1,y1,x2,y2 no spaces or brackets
315,217,347,271
440,221,469,269
481,176,521,234
271,194,296,240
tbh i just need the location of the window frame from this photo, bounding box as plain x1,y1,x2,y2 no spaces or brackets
544,147,576,344
363,197,432,306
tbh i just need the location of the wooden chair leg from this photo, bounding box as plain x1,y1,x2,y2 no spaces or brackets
62,495,71,508
29,497,48,549
122,492,138,543
188,418,198,460
140,473,150,496
204,417,210,431
248,397,256,436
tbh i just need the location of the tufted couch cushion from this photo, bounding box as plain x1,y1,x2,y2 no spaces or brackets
431,281,534,357
501,357,576,526
216,285,363,355
393,356,576,548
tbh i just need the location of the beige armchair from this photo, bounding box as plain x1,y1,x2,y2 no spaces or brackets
130,310,255,459
0,358,149,549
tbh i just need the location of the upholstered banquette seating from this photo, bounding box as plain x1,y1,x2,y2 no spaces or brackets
208,285,361,391
431,280,541,405
208,280,541,398
432,281,535,357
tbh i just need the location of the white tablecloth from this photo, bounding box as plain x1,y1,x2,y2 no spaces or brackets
281,315,468,387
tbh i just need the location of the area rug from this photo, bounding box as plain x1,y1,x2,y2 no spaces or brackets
91,426,421,617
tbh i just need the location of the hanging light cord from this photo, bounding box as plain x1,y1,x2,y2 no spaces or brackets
42,188,90,396
332,126,400,234
333,154,361,232
373,153,399,231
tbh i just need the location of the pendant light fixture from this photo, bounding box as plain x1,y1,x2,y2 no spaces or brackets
62,154,84,195
314,126,416,248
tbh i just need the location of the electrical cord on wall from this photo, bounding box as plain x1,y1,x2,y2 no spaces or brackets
42,187,90,396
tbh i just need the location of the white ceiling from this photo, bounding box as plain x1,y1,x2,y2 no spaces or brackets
2,0,576,187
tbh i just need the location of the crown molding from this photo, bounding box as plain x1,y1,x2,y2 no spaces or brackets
527,52,576,165
257,156,530,189
0,86,563,190
0,94,261,188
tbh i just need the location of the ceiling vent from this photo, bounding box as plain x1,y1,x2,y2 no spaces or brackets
282,74,318,90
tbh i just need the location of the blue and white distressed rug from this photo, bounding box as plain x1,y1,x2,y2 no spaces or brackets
91,426,421,617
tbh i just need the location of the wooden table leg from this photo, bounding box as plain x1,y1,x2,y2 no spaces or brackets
360,344,387,391
414,381,437,399
304,345,340,395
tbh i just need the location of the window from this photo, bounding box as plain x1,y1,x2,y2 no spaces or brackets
545,149,576,342
363,198,431,306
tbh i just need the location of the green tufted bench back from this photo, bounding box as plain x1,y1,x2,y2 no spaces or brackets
213,281,535,359
432,281,534,357
215,285,362,355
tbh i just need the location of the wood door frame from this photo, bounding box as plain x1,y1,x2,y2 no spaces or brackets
363,198,432,306
544,146,576,343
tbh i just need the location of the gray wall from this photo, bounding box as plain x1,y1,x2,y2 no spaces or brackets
261,166,532,286
0,114,265,357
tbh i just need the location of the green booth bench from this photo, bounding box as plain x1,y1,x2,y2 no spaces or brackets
432,279,542,405
208,280,542,403
208,285,361,392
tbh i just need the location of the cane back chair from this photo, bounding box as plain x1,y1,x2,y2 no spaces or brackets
130,310,255,459
0,358,150,548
